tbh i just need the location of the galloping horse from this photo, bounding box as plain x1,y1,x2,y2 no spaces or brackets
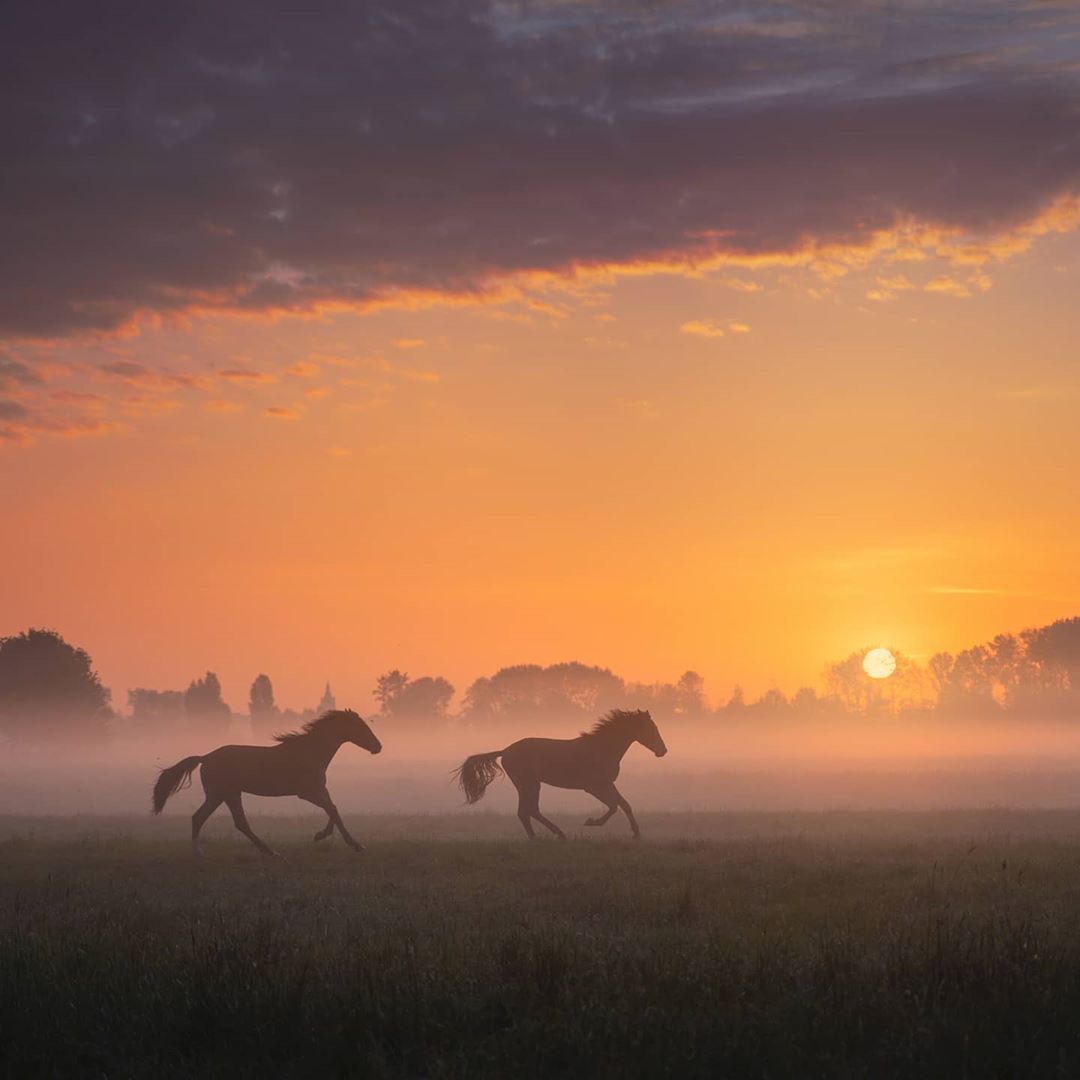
455,709,667,839
151,709,382,856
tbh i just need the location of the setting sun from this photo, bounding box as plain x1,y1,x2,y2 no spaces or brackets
863,648,897,680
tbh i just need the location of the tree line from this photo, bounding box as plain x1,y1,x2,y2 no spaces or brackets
3,617,1080,743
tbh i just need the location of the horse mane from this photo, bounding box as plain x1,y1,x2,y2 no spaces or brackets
580,709,645,739
273,709,350,743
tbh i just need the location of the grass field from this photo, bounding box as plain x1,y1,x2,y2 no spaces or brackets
4,810,1080,1077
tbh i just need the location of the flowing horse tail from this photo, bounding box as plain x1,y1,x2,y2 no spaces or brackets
152,755,204,814
454,750,505,804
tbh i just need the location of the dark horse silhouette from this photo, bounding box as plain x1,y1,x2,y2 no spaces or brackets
455,709,667,839
151,709,381,856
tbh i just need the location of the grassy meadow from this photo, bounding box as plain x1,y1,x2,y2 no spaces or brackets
4,810,1080,1077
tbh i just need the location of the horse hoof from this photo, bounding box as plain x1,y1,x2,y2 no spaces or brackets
349,845,364,854
313,832,328,843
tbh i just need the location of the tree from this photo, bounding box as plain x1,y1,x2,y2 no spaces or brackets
248,674,278,736
374,670,454,725
128,688,185,735
675,671,707,716
374,670,409,713
459,662,623,728
184,671,231,733
0,628,110,743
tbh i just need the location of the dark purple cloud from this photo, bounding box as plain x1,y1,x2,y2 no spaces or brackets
2,0,1079,340
0,356,44,386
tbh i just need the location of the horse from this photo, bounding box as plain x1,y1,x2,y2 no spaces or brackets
454,708,667,840
151,708,382,856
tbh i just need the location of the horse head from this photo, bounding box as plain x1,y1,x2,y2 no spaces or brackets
323,709,382,754
633,709,667,757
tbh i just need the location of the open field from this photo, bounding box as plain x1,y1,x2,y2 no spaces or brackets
5,811,1080,1077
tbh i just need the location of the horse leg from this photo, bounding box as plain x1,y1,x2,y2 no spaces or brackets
528,784,566,841
191,795,222,856
224,793,277,856
613,785,641,839
300,789,362,852
511,776,537,839
583,784,619,828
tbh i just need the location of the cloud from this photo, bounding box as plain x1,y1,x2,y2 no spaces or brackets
0,399,29,422
680,319,726,339
866,274,916,301
218,368,277,384
681,318,750,338
393,339,426,350
1,1,1078,341
99,359,205,389
0,356,44,387
924,275,973,298
0,395,118,444
723,278,763,294
203,398,243,413
264,405,302,420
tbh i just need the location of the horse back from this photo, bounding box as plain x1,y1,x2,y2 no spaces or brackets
199,743,325,796
501,736,619,789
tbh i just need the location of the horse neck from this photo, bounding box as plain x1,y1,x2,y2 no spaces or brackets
289,731,347,767
588,728,635,761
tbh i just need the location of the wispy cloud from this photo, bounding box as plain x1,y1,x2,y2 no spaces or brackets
219,368,278,384
680,319,726,339
264,405,302,420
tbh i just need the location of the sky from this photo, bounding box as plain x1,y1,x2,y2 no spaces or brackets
4,0,1080,712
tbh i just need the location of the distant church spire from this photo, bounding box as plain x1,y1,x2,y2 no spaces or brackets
317,681,336,713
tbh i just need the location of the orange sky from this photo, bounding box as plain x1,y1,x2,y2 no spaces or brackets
5,0,1080,714
5,223,1080,712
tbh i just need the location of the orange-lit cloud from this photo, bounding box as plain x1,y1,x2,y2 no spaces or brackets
680,320,726,339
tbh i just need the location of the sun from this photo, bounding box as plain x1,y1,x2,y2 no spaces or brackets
863,647,897,680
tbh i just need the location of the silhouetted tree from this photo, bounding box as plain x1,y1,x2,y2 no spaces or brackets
249,674,278,737
374,670,409,713
459,662,623,728
0,628,110,743
1023,617,1080,705
791,686,824,717
675,670,706,715
375,670,454,725
128,688,185,734
722,685,747,717
824,649,932,716
751,688,790,716
184,671,230,733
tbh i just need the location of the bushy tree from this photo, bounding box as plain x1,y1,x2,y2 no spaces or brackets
0,628,110,743
459,662,623,727
375,670,454,725
248,674,278,736
184,671,230,733
128,688,185,734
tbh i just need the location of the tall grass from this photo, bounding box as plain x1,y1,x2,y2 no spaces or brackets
3,812,1080,1077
